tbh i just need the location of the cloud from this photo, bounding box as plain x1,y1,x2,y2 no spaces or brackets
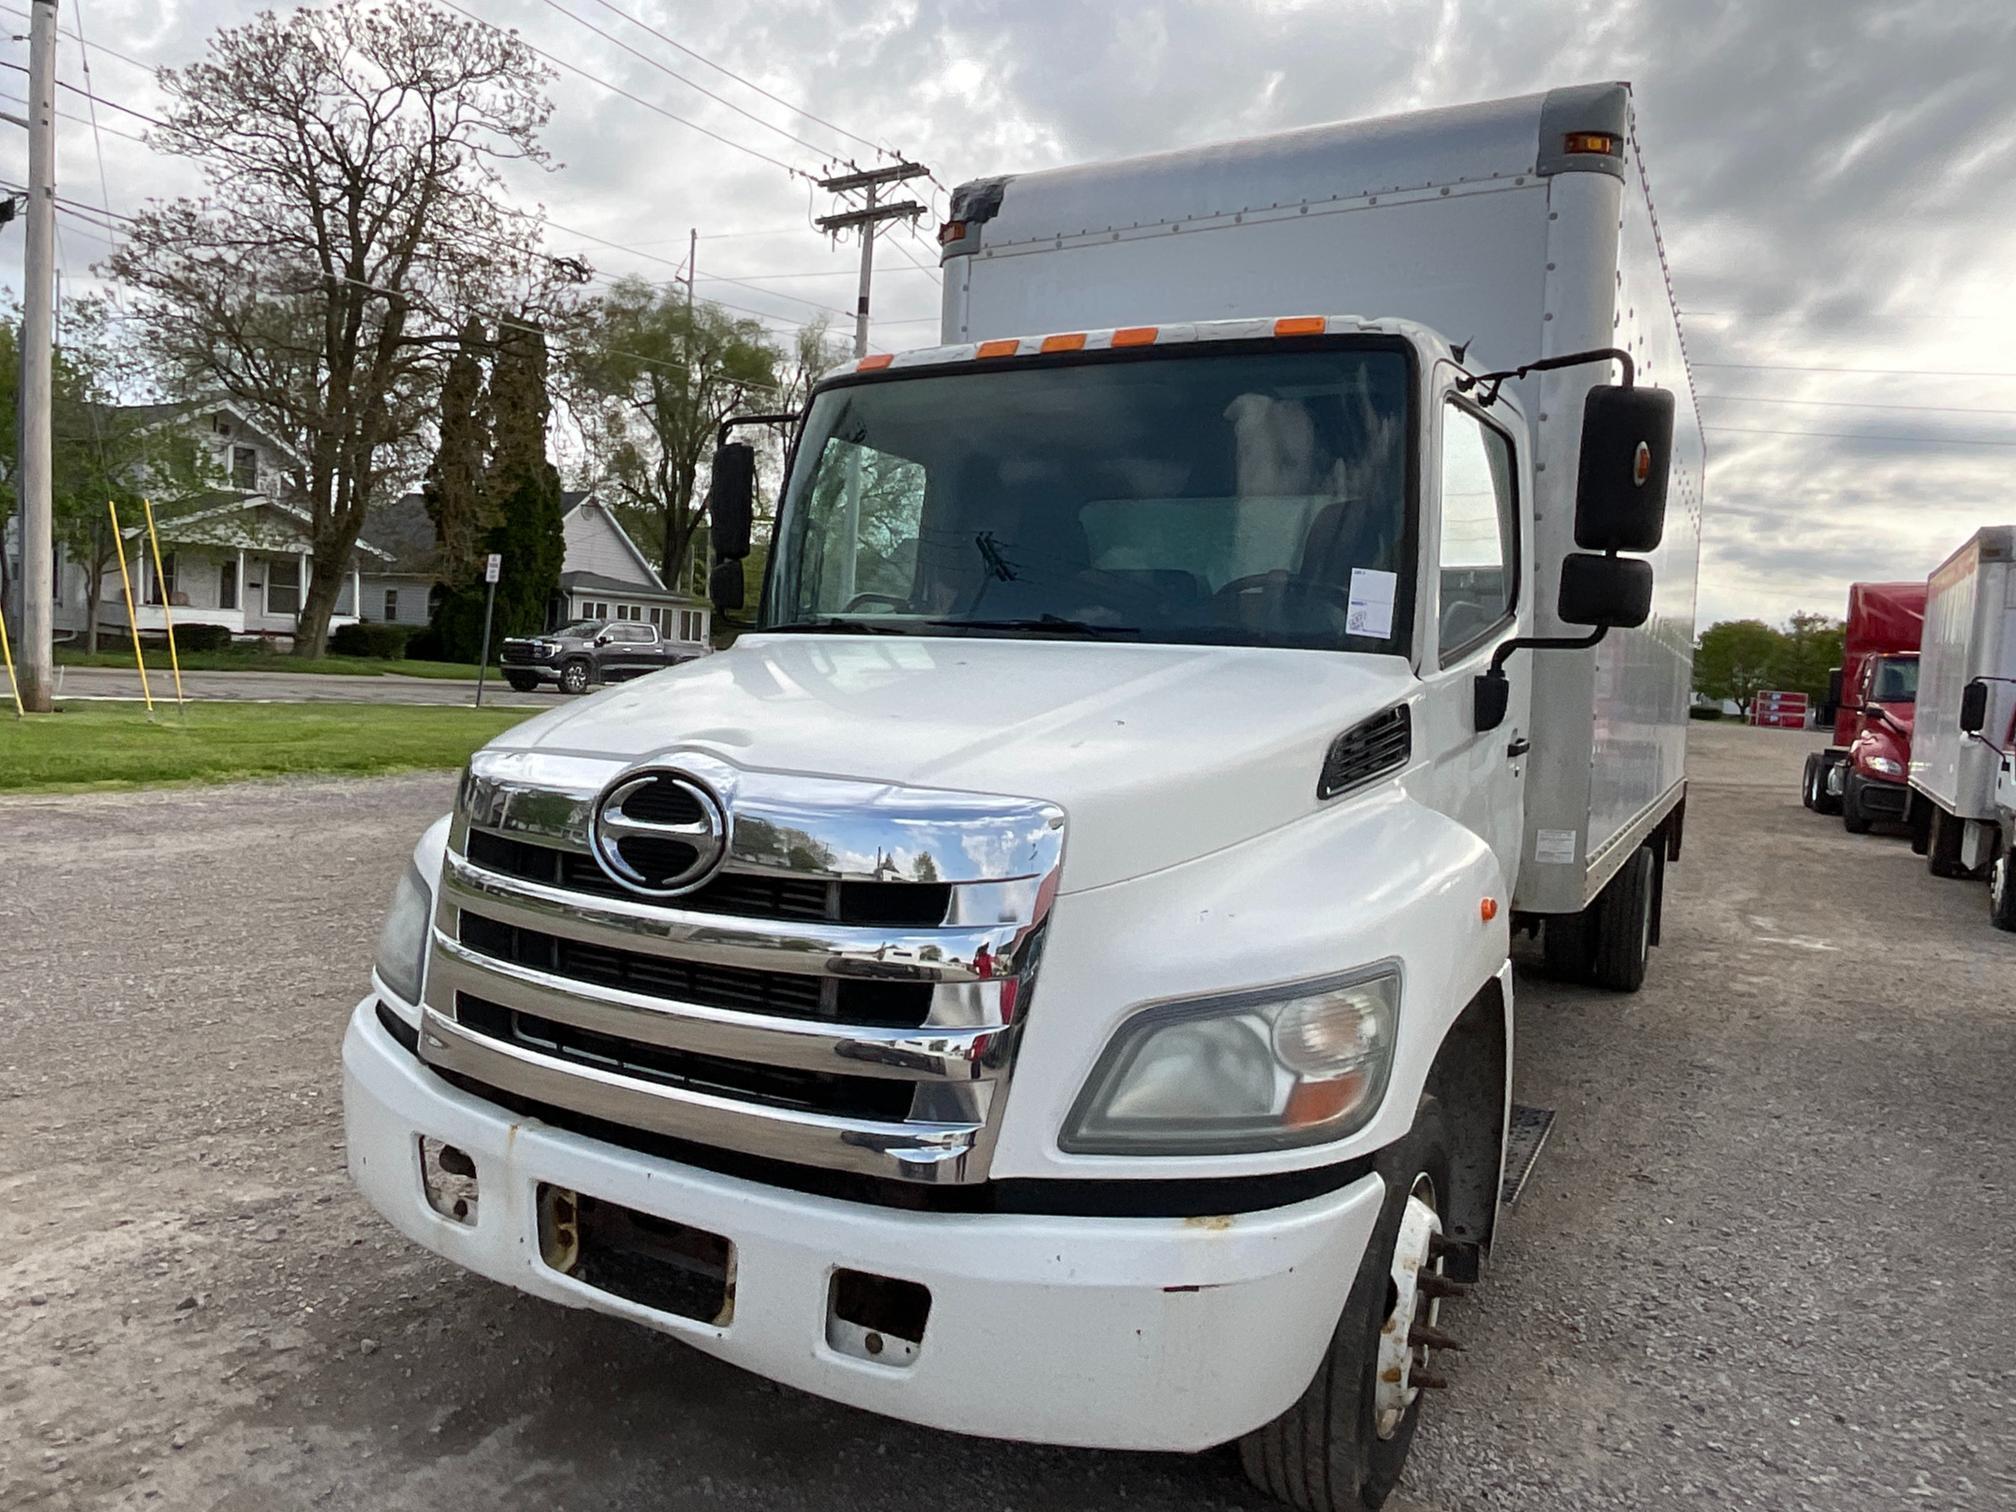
10,0,2015,623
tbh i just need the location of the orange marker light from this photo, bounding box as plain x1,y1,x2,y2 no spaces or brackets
1480,897,1500,923
1111,326,1159,347
857,353,894,371
976,339,1020,359
1563,131,1622,157
1040,332,1087,352
1274,315,1326,336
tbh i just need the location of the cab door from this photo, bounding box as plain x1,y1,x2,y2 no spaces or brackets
1418,396,1531,891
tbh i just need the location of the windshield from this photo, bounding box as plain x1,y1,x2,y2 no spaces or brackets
766,342,1414,652
553,620,607,639
1872,656,1918,703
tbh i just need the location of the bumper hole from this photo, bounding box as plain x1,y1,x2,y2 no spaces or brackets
537,1184,736,1327
418,1137,478,1226
827,1269,930,1367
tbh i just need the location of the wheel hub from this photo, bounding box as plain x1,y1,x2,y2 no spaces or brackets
1374,1175,1457,1439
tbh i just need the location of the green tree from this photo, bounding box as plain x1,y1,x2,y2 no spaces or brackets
1776,611,1846,700
570,278,781,588
423,317,492,585
1694,619,1785,716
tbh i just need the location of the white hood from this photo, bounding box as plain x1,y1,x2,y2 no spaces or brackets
493,634,1415,891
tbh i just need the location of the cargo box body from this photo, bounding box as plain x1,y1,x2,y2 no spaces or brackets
941,83,1704,912
1912,527,2016,821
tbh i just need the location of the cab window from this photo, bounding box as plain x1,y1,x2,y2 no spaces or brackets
1437,403,1517,661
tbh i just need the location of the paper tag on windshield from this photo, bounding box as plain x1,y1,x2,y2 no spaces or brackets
1346,568,1397,637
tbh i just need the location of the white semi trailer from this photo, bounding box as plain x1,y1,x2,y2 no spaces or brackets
1909,525,2016,928
346,82,1703,1510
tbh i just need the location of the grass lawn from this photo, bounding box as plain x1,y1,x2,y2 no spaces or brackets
0,701,532,793
54,647,484,680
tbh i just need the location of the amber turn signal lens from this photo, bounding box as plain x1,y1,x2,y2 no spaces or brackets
1480,897,1499,922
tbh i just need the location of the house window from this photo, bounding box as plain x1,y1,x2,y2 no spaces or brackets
232,446,258,491
678,609,700,642
212,414,232,437
615,603,641,621
219,558,238,611
267,558,301,617
383,588,399,622
146,552,178,607
583,600,608,619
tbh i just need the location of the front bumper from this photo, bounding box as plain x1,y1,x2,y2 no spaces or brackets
1852,771,1909,818
344,997,1385,1451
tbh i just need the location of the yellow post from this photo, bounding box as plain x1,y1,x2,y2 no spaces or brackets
0,600,24,717
141,498,187,712
107,499,155,714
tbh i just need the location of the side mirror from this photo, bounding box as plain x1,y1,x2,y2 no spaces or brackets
708,558,746,614
1575,386,1675,553
1960,678,1989,735
1558,552,1653,630
707,442,756,561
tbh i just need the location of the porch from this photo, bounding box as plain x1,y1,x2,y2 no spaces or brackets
104,543,361,640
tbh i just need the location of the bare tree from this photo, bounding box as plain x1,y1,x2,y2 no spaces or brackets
108,0,554,656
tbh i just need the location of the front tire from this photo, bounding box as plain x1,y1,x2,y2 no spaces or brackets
559,659,592,696
1240,1099,1457,1512
1990,847,2016,932
504,672,539,693
1841,773,1874,835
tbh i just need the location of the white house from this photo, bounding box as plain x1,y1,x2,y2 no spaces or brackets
358,489,712,647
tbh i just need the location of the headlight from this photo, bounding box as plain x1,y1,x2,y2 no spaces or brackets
374,860,434,1007
1866,755,1903,777
1062,966,1399,1154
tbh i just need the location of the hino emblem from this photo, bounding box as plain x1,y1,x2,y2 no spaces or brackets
589,769,731,897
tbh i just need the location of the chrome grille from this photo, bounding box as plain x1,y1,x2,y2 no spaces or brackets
421,750,1065,1184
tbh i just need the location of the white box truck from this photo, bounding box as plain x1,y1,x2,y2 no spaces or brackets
1908,525,2016,927
345,82,1703,1510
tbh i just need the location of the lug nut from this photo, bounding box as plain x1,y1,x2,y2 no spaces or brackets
1417,1272,1470,1301
1413,1369,1451,1390
1409,1323,1464,1352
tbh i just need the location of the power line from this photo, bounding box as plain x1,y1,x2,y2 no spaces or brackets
576,0,895,162
0,88,146,144
1697,393,2016,418
0,59,165,127
532,0,841,164
1704,425,2016,449
0,2,153,73
70,0,120,252
1694,360,2016,380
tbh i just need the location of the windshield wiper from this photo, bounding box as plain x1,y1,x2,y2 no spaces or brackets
927,615,1141,639
766,618,914,635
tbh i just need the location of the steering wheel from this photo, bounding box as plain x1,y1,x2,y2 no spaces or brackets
1213,570,1353,609
842,592,909,613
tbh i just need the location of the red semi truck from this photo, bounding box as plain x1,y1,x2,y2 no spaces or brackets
1802,582,1925,830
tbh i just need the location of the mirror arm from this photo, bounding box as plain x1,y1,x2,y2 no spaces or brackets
716,411,802,447
1454,347,1636,408
1473,626,1610,732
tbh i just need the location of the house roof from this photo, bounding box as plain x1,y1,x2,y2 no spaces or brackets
368,493,440,576
137,494,392,561
563,491,668,592
558,569,705,605
77,397,307,471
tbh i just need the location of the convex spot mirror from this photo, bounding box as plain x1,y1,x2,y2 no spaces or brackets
1558,552,1653,630
1960,678,1989,735
707,442,756,562
1576,386,1675,553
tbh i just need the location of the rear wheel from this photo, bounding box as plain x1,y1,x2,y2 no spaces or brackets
1927,807,1970,879
1587,844,1657,993
1800,754,1820,811
1541,912,1592,981
1990,848,2016,932
1813,754,1843,816
1240,1099,1458,1512
1841,773,1874,835
559,659,592,696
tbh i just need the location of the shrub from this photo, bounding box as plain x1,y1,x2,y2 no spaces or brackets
171,622,234,653
1688,704,1726,721
403,625,445,662
330,621,416,659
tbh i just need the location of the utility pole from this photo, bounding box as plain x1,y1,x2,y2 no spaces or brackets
16,0,58,712
815,163,928,359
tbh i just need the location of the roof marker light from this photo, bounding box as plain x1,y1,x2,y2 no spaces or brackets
1040,333,1087,352
857,354,894,371
938,220,968,245
1274,316,1326,336
976,339,1020,359
1563,131,1622,157
1111,326,1159,347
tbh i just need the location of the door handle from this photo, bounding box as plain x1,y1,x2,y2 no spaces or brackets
1506,736,1531,759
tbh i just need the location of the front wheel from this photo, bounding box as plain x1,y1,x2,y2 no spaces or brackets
1990,848,2016,932
1841,773,1874,835
559,659,592,696
504,672,540,693
1240,1099,1458,1512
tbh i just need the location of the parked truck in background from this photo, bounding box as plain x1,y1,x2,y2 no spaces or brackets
1908,526,2016,928
345,83,1702,1511
1802,580,1924,827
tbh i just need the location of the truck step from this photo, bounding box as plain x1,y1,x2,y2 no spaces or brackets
1500,1103,1556,1206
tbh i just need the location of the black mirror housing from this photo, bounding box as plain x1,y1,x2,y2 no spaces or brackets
1559,552,1653,630
1960,678,1990,735
708,558,746,614
1575,386,1675,553
707,442,757,561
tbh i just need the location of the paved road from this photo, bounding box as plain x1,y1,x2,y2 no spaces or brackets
2,725,2011,1511
16,663,545,707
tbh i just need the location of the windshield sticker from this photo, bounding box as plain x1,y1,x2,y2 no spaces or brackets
1346,568,1397,638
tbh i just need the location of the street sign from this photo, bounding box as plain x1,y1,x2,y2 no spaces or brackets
1753,690,1809,730
484,553,502,584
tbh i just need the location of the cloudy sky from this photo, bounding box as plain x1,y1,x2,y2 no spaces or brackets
5,0,2014,626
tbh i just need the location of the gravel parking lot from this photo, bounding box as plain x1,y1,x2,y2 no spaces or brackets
2,723,2011,1511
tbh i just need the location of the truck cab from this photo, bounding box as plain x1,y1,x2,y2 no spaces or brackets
1838,651,1918,833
